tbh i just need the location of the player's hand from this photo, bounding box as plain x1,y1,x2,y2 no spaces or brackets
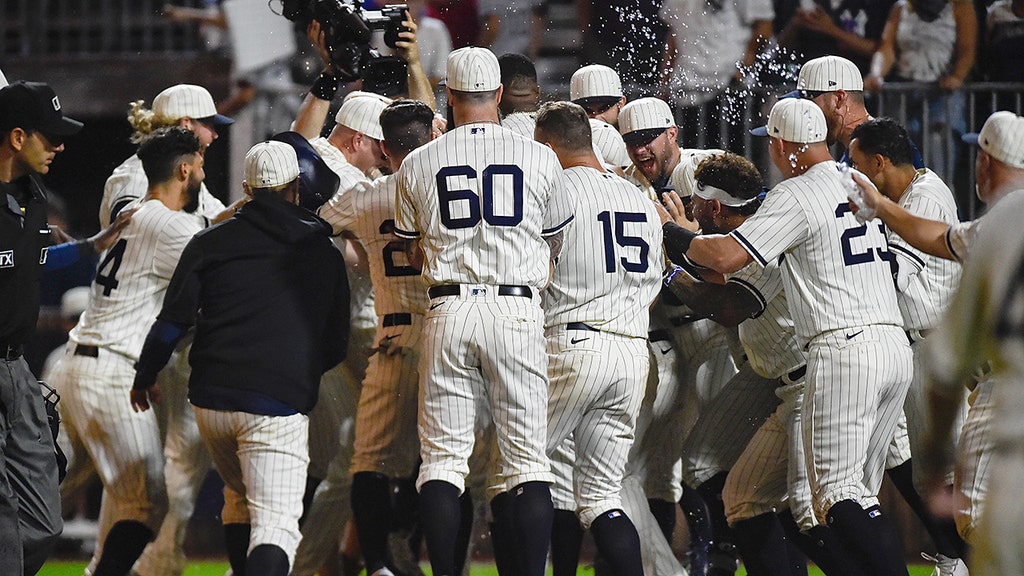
661,191,699,231
394,11,421,65
130,384,161,413
431,115,447,138
848,171,884,213
307,20,331,69
90,206,139,254
48,225,74,245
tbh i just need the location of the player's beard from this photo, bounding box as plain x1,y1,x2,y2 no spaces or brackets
183,179,201,213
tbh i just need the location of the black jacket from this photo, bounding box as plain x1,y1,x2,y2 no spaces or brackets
0,175,50,346
157,191,350,414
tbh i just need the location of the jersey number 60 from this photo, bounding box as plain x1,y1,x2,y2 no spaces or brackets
436,165,524,229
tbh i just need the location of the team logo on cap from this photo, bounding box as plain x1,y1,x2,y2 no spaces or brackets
52,96,61,111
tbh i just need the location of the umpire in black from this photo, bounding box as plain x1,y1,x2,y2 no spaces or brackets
0,80,99,575
130,140,350,576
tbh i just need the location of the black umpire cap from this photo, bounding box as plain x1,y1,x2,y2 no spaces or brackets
0,81,83,136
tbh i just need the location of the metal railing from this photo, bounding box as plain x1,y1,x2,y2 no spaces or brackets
1,0,206,56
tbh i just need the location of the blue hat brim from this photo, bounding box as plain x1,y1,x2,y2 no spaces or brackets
270,131,340,212
750,125,768,137
780,89,802,100
962,132,980,145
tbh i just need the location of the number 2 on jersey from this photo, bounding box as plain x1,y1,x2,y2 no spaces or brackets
94,239,127,296
437,165,524,229
835,203,889,267
598,211,649,273
380,220,420,277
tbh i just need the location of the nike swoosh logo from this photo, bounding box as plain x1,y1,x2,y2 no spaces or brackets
570,337,589,345
429,302,444,310
659,346,671,355
845,330,864,340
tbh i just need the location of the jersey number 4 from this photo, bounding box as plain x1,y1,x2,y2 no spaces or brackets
598,211,650,273
94,239,127,296
436,165,524,229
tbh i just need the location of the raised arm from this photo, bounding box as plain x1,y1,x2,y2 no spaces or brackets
291,20,337,140
850,171,955,260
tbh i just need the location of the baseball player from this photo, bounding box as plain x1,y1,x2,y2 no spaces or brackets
669,98,914,575
130,141,350,576
315,100,434,576
48,127,207,575
920,175,1024,576
853,111,1024,555
619,96,740,574
497,52,540,118
534,101,663,576
290,48,392,572
569,64,629,168
92,83,235,576
847,117,969,574
394,46,573,576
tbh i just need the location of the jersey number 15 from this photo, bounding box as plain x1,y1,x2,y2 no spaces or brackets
598,211,650,273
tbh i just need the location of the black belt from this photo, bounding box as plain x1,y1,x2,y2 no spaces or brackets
786,365,807,382
905,328,933,345
567,322,599,332
382,313,412,327
428,284,532,299
669,314,703,327
1,343,23,361
648,330,672,343
74,344,99,358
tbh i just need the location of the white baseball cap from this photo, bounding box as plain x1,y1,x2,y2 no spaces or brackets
570,65,623,103
0,67,7,89
619,97,674,144
244,141,300,188
963,111,1024,169
334,91,392,140
798,55,864,93
763,98,827,144
445,47,501,93
670,149,725,199
153,84,234,125
60,286,90,319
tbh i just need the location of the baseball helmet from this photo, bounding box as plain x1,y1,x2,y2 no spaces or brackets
270,131,340,212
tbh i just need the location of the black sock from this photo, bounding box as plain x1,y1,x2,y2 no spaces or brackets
490,491,520,576
784,531,808,576
352,471,393,573
92,520,155,576
551,509,584,576
453,489,474,576
224,523,252,576
680,483,713,550
299,475,321,526
779,511,865,576
885,461,966,558
511,481,554,576
696,472,738,574
420,480,462,576
590,509,644,576
826,500,909,576
248,543,290,576
866,504,912,575
648,498,677,542
732,512,792,576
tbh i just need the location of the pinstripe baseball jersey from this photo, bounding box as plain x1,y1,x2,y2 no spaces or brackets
624,147,711,201
501,111,536,138
543,167,663,338
730,161,903,344
310,137,373,191
100,154,224,227
726,261,806,379
394,122,574,288
887,169,962,330
317,174,430,316
70,198,202,361
590,119,629,168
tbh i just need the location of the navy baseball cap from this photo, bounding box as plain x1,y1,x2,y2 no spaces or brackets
0,81,83,136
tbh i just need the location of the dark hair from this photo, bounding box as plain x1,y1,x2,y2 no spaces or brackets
535,101,592,153
379,99,434,156
136,126,201,183
498,53,538,87
448,88,500,106
695,152,764,216
849,117,914,167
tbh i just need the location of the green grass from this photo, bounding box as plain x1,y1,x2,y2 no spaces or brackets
37,561,938,576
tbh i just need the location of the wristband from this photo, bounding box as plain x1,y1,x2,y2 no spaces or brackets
663,222,697,265
311,70,340,101
664,265,684,287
